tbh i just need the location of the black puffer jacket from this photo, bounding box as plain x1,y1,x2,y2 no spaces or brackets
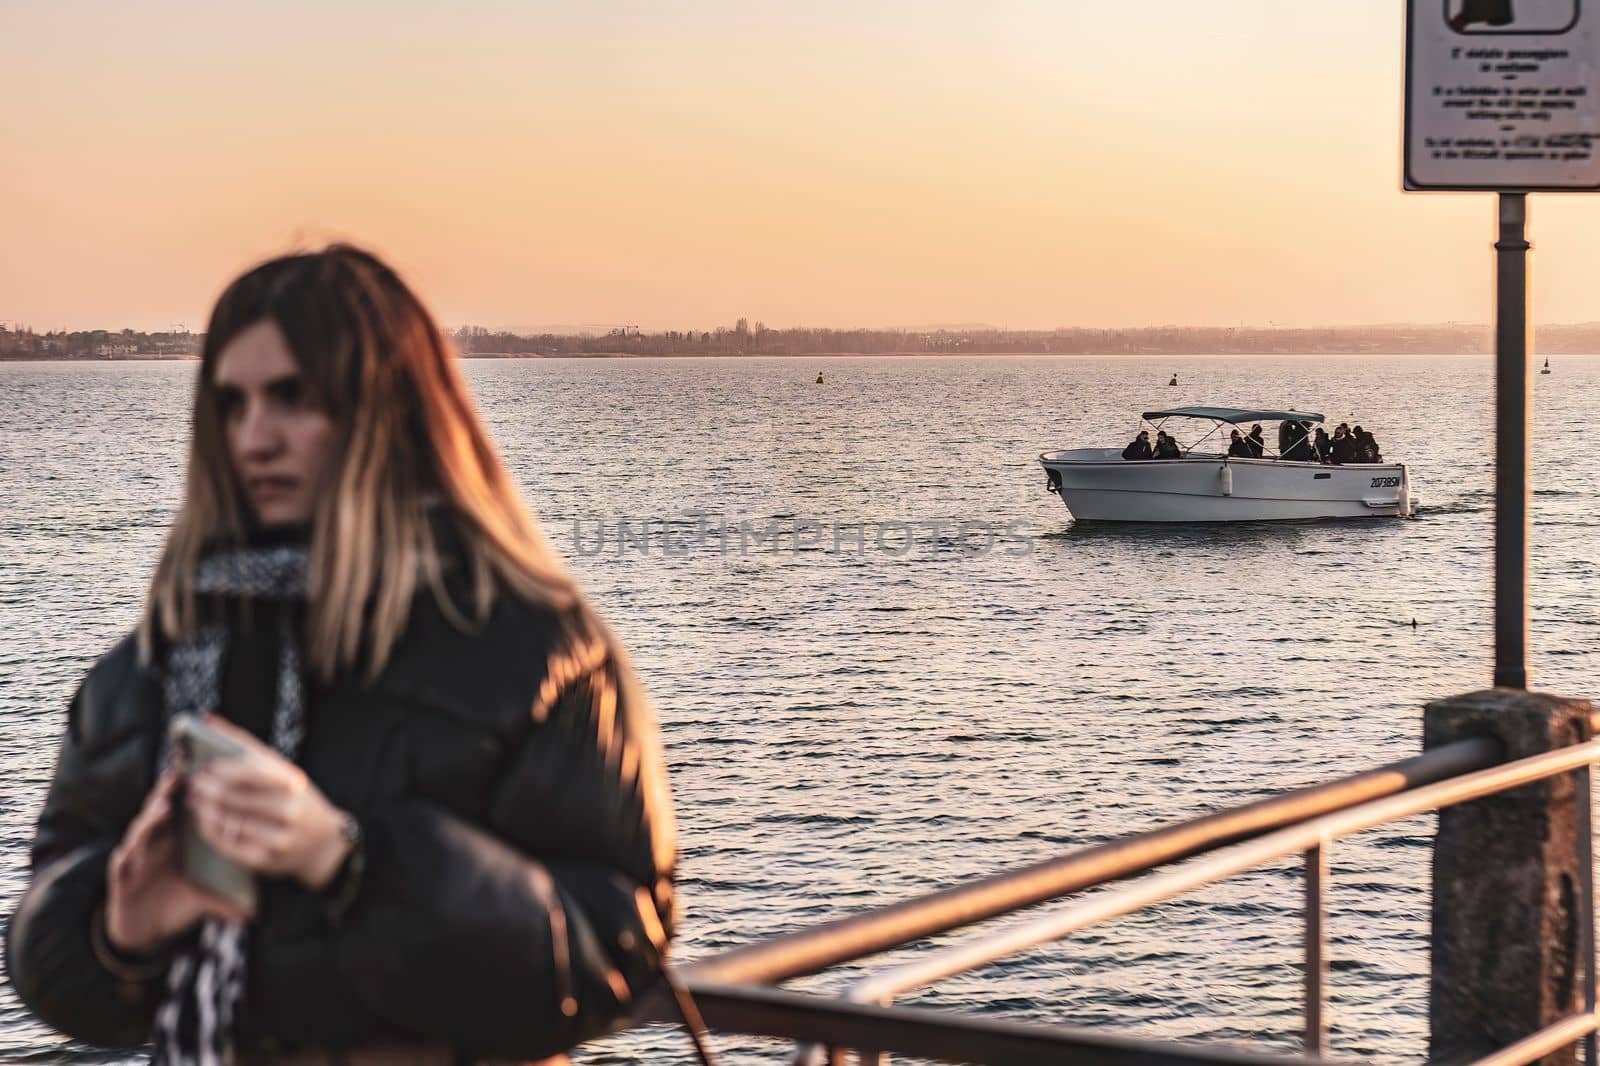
5,583,677,1062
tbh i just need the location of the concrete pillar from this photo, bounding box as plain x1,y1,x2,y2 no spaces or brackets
1425,688,1593,1064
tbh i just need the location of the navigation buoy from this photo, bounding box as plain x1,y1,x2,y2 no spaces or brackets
816,372,825,384
1541,358,1551,375
1168,375,1178,386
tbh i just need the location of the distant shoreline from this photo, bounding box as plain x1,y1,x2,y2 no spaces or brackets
6,349,1597,363
10,320,1600,360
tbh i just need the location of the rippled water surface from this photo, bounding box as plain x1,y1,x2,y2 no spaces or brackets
2,355,1597,1063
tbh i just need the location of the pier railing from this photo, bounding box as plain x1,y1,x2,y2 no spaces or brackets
658,689,1596,1065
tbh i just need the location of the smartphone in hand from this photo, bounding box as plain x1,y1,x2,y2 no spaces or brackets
168,713,258,916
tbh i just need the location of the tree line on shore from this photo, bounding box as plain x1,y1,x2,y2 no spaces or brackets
0,326,198,359
450,322,1513,356
11,319,1600,360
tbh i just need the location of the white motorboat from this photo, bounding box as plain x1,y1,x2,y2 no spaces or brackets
1039,406,1413,522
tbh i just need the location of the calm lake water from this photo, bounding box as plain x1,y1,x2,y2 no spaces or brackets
1,354,1597,1064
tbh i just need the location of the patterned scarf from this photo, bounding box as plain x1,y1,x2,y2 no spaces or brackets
151,542,310,1066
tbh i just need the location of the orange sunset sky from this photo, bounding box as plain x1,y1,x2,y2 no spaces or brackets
7,1,1600,333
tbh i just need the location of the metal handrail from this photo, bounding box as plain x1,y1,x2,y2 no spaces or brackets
686,737,1502,987
668,734,1598,1065
1467,1014,1599,1066
783,740,1600,1065
833,739,1599,1004
687,979,1352,1066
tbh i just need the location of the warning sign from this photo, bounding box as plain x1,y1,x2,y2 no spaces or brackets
1405,0,1600,190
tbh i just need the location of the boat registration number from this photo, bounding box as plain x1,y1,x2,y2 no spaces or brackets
1370,476,1401,488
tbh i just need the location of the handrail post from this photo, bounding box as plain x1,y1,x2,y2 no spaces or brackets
1424,690,1594,1063
1578,763,1597,1066
1303,841,1329,1057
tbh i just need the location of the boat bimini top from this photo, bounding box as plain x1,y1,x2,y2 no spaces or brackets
1138,406,1327,457
1140,407,1326,425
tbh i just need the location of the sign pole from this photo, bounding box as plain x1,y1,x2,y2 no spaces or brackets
1493,192,1530,690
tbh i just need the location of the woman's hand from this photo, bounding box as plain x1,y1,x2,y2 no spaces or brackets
107,770,250,953
184,715,352,891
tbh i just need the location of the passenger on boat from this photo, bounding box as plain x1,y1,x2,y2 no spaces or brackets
1245,424,1265,458
1279,420,1313,462
1354,427,1381,463
1312,427,1333,463
1153,431,1182,460
1331,424,1358,464
1122,431,1153,460
1227,429,1253,458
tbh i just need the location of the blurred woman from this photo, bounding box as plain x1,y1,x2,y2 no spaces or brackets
6,246,677,1065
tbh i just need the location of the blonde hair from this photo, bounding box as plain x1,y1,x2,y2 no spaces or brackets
145,245,584,679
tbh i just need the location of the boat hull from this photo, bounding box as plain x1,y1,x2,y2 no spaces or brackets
1039,449,1412,523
